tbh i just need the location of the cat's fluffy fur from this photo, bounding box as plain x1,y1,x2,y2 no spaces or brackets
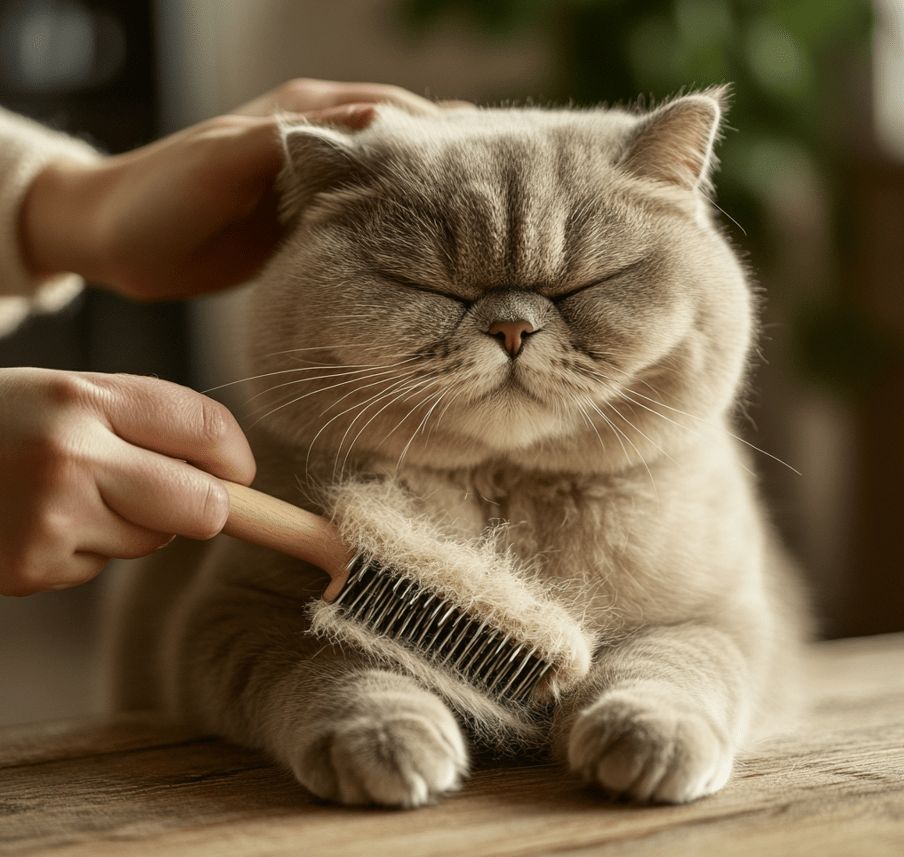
107,90,806,808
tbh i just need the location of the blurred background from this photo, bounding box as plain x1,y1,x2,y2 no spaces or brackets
0,0,900,726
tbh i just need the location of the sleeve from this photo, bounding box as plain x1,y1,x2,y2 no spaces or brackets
0,106,101,337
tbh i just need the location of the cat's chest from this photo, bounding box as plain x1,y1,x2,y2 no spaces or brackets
400,465,641,580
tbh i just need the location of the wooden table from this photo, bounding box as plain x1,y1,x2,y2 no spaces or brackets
2,634,902,856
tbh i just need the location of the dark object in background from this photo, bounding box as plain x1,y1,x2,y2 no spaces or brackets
0,0,190,385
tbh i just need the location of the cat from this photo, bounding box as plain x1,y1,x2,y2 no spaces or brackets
106,88,807,808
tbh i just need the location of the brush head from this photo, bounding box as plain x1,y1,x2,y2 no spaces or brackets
333,557,553,704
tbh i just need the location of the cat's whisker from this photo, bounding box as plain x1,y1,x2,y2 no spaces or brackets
622,387,802,476
576,403,609,455
576,354,799,477
255,346,337,361
315,374,428,450
581,400,631,467
253,340,415,369
330,361,454,474
615,390,729,475
310,370,440,476
243,366,422,423
607,401,680,471
248,364,423,428
204,356,419,396
588,402,659,505
433,384,469,432
395,387,455,470
383,392,445,473
308,388,408,478
281,355,420,373
396,380,468,456
203,367,325,395
327,313,394,321
241,361,421,408
336,375,444,476
712,200,747,236
336,382,442,478
244,375,386,415
586,349,621,362
282,353,417,368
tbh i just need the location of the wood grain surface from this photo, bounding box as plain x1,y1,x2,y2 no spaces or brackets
1,634,902,857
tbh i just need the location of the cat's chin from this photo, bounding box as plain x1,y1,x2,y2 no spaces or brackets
342,403,579,470
442,397,577,454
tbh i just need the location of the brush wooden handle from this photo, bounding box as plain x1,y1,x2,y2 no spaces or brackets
220,481,353,602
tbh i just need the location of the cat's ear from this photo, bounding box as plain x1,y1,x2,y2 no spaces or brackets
277,121,363,220
622,87,727,193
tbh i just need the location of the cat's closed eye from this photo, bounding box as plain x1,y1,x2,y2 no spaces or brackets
378,272,472,306
550,259,649,305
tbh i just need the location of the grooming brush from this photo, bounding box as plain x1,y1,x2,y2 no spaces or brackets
220,480,591,706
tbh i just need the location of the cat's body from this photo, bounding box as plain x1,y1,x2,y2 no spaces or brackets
108,91,806,807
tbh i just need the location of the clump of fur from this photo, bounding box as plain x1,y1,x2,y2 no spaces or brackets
324,479,594,690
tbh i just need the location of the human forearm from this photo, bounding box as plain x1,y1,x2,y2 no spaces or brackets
15,79,445,303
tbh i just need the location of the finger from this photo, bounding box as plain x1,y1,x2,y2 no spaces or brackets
98,442,231,541
3,482,178,596
50,553,108,591
76,522,175,562
201,114,287,182
322,82,440,115
299,103,378,131
438,100,476,110
86,374,256,485
4,552,108,596
235,79,440,117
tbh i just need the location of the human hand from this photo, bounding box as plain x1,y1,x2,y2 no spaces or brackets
0,367,255,596
233,77,444,119
18,79,441,301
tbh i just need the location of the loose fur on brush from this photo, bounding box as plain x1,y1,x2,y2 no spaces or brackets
309,477,594,747
106,88,807,808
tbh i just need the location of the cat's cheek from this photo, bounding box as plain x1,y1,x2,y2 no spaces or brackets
566,687,734,803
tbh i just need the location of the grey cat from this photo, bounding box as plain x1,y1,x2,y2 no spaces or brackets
107,89,806,808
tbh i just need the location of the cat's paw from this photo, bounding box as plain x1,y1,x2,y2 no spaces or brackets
567,687,733,803
292,680,469,808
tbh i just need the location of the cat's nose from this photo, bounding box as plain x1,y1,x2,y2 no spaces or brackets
487,320,535,358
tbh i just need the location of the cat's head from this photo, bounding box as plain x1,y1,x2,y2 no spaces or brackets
247,90,753,474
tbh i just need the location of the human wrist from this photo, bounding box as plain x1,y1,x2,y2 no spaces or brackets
18,159,107,283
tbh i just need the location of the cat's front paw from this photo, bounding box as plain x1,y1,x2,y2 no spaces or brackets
292,677,468,808
567,687,733,803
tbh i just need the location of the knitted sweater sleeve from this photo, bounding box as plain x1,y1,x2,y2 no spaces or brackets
0,106,101,337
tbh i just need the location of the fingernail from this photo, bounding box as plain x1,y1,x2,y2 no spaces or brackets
343,104,377,130
156,535,177,551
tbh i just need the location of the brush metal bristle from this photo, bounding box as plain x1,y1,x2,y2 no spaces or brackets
331,557,551,704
